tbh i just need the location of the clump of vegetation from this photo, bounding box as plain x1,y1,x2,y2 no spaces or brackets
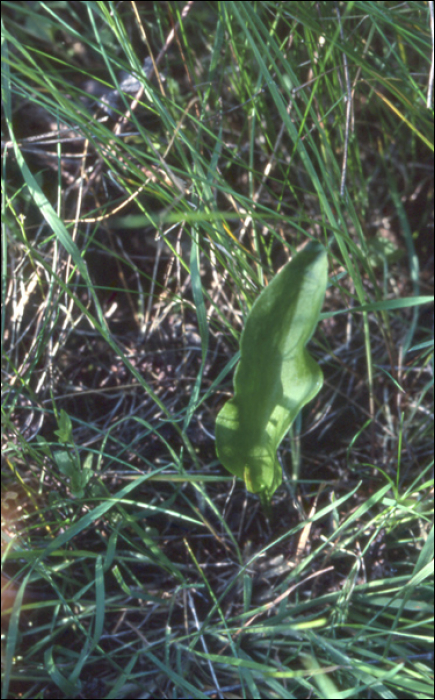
2,2,433,699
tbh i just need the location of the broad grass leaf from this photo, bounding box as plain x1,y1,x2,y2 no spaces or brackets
215,241,328,502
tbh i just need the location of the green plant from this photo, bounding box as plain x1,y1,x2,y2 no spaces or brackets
52,410,94,499
215,241,328,505
1,2,433,698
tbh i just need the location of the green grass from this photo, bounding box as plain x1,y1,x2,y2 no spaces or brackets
1,2,433,698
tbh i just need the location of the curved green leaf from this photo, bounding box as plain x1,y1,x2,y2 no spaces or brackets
215,241,328,502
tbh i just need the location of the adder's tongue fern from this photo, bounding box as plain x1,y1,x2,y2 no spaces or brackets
215,241,328,507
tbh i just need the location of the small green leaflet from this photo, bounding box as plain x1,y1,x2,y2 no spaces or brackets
215,241,328,505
